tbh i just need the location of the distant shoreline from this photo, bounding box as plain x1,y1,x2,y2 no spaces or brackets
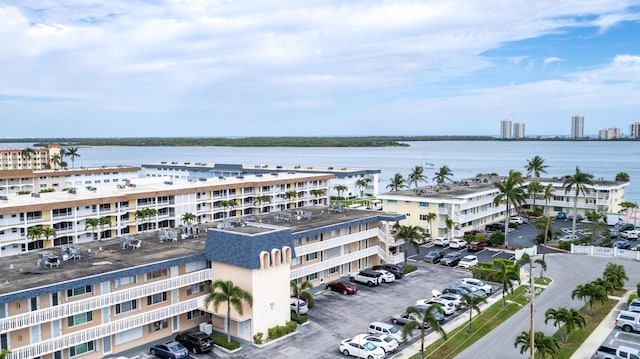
0,136,638,148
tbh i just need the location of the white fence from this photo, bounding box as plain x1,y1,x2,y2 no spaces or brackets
571,244,640,261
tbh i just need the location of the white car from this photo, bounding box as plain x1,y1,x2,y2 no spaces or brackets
460,278,493,294
416,298,455,315
448,238,467,249
290,298,308,315
434,237,451,247
437,292,463,308
559,234,579,242
458,255,478,269
374,269,396,283
621,230,640,240
339,337,386,359
353,333,398,353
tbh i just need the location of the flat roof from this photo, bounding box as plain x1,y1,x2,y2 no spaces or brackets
142,162,381,176
0,166,140,180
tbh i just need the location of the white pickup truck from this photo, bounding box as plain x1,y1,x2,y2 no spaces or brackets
592,345,640,359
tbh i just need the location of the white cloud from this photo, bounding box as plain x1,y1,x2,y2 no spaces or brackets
544,57,562,66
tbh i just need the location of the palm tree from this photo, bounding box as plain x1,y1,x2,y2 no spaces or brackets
603,262,629,291
386,173,406,191
445,218,454,240
493,170,526,248
290,279,313,315
63,147,81,168
527,180,543,212
394,225,425,267
253,195,271,214
135,209,147,231
309,189,325,205
181,212,196,225
425,212,437,239
333,185,348,200
0,349,11,359
544,307,586,343
563,167,594,241
401,305,447,359
85,218,100,240
42,227,57,248
460,292,487,333
49,153,62,169
525,155,548,178
98,216,111,240
284,190,298,208
204,280,253,343
571,282,607,315
21,147,35,163
517,253,547,357
408,165,428,188
219,199,238,225
541,183,555,265
615,172,630,182
355,178,372,198
27,225,44,248
491,259,520,308
514,331,560,359
144,208,158,231
592,277,615,297
433,165,453,185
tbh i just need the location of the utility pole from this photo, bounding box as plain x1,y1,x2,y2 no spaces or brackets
529,258,534,359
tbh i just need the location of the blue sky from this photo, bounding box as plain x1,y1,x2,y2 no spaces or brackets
1,1,640,137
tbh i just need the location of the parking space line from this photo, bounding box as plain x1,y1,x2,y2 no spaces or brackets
491,251,502,257
508,255,515,260
616,338,640,346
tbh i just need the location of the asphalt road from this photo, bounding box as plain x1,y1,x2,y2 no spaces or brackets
456,254,640,359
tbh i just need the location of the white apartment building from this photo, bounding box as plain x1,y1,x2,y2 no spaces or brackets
571,115,585,139
513,122,525,139
500,120,512,139
599,127,621,139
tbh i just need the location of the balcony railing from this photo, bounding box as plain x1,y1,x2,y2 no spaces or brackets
7,297,205,359
293,229,379,256
289,247,378,279
0,269,212,333
376,246,404,264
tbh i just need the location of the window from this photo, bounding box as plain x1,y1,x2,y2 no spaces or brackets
147,292,167,306
115,276,136,287
148,319,168,333
306,252,318,261
387,200,397,204
327,246,341,257
115,300,137,315
68,312,93,327
187,283,205,295
419,202,429,207
329,266,340,275
67,285,92,298
69,341,94,357
148,269,168,279
419,214,428,221
1,333,7,350
306,273,318,281
187,310,205,320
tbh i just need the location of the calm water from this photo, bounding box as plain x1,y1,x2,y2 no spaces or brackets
3,141,639,202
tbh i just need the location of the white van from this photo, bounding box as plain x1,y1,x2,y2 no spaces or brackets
368,321,402,342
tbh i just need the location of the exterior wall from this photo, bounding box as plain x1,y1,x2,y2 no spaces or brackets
0,145,61,172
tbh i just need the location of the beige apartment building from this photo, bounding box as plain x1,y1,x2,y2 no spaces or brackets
0,144,62,171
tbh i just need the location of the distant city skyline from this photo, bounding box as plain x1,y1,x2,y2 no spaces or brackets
1,1,640,137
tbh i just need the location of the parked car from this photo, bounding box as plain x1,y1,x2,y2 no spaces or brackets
467,241,486,252
442,286,475,298
620,230,640,240
352,333,398,354
339,337,386,359
436,292,463,308
593,345,640,359
457,255,478,269
559,234,579,242
368,321,402,342
485,223,505,232
174,331,213,354
372,264,404,279
614,240,632,250
149,341,189,359
416,298,456,315
457,283,488,297
374,269,396,283
391,311,424,327
440,252,463,266
611,223,636,238
434,237,451,247
291,298,308,315
424,249,446,263
556,212,567,219
326,280,358,295
449,238,467,249
350,269,383,287
509,216,527,224
460,278,493,294
616,310,640,332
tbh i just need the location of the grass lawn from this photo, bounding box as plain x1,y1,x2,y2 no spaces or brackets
535,277,552,286
412,285,532,359
552,299,618,359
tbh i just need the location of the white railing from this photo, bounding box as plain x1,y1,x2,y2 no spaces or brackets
571,244,640,261
0,269,211,333
437,208,449,215
290,247,379,279
378,229,405,247
7,297,205,359
293,229,379,256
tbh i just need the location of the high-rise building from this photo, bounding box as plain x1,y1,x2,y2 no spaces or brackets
513,122,525,139
500,119,512,139
631,122,640,139
571,115,584,139
599,127,621,139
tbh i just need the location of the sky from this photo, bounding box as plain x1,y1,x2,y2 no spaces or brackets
1,1,640,138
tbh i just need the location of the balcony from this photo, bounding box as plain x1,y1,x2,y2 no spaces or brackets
376,246,404,265
437,208,449,216
8,297,205,359
0,269,212,333
290,246,379,279
293,229,379,256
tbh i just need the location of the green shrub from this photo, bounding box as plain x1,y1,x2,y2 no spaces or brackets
39,188,55,193
403,265,418,274
629,294,638,305
508,223,517,229
254,332,264,344
558,241,572,250
17,190,31,195
285,320,297,333
211,335,241,350
300,291,315,308
267,321,299,340
290,313,308,324
637,283,640,297
488,231,505,246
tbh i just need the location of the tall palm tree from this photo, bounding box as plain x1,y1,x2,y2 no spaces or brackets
355,178,372,198
408,165,428,188
524,155,548,178
219,199,238,225
386,173,406,191
63,147,81,168
181,212,196,225
491,259,520,308
433,165,453,185
514,331,560,359
204,280,253,343
284,190,298,208
42,227,57,248
394,225,425,267
425,212,437,239
592,277,615,297
21,147,35,162
144,208,158,231
135,209,147,231
27,225,44,248
290,279,313,315
493,170,526,248
85,218,100,240
541,183,555,264
571,282,607,315
602,262,629,290
517,253,547,358
563,167,594,241
527,180,543,212
309,189,325,205
401,305,447,359
98,216,111,240
460,292,487,333
333,185,348,200
49,153,62,169
253,195,271,214
544,307,586,343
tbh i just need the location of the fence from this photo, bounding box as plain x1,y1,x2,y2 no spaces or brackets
571,244,640,261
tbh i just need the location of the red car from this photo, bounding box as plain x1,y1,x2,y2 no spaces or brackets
467,241,486,252
326,280,358,295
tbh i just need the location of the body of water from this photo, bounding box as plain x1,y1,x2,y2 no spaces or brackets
3,141,639,203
